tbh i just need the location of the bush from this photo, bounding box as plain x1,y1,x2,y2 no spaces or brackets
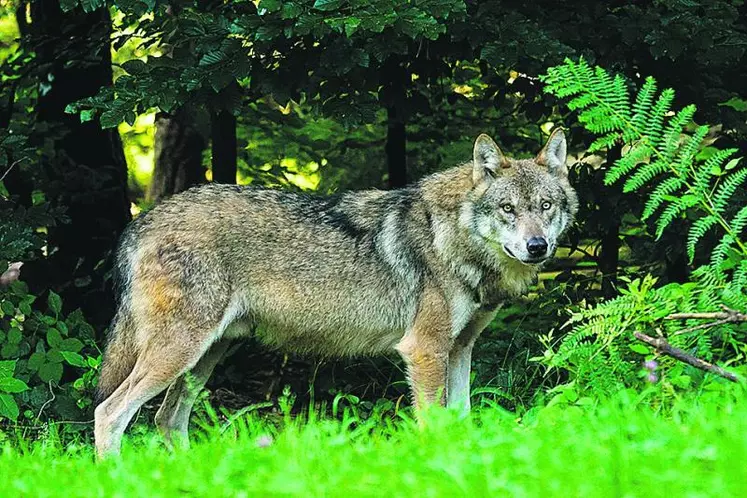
0,280,99,430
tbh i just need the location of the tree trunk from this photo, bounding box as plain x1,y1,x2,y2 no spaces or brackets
210,109,237,184
27,0,130,329
382,57,407,189
599,145,622,298
386,104,407,189
149,109,206,202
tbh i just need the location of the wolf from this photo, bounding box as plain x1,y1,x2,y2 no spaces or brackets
94,129,578,456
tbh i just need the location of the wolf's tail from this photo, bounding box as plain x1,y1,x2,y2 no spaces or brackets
95,309,139,406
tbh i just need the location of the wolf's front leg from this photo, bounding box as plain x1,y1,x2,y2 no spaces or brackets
398,341,449,409
396,286,452,416
447,308,501,415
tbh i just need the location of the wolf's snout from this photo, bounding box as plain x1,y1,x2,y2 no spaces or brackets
526,237,548,257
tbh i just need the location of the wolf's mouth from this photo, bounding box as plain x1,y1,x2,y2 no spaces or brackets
502,245,518,259
503,244,548,265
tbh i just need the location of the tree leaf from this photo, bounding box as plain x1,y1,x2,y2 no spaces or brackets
27,352,46,372
99,110,123,129
719,97,747,112
725,157,743,171
80,109,96,123
1,300,14,316
0,360,16,379
313,0,343,11
199,50,225,67
48,290,62,315
38,362,63,383
7,327,22,345
259,0,282,13
60,338,84,353
59,0,78,12
122,59,148,75
629,343,650,355
0,393,19,421
46,349,64,364
0,377,29,394
61,351,87,368
47,328,63,349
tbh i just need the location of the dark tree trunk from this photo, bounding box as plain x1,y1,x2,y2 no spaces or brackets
382,58,407,189
386,104,407,189
149,109,206,202
210,110,237,184
27,0,130,329
599,145,622,298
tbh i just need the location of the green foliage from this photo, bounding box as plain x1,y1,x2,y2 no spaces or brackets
67,0,469,128
0,281,100,425
540,59,747,397
2,392,747,495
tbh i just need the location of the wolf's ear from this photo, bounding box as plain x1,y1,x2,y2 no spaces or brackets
473,134,508,184
536,128,568,176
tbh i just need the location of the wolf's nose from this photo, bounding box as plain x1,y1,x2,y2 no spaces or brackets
526,237,548,257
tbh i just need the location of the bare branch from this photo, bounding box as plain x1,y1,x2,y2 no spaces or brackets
634,332,739,383
666,305,747,323
0,158,26,184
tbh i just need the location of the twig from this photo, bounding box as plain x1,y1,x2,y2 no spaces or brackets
634,332,739,383
21,381,55,440
0,158,26,184
666,305,747,336
666,305,747,323
9,420,93,431
35,381,56,422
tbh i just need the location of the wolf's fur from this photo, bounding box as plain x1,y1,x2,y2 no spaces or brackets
94,130,578,456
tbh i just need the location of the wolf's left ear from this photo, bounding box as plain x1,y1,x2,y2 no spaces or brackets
473,134,509,184
536,128,568,176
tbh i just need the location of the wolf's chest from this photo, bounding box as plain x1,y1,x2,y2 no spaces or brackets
478,262,539,306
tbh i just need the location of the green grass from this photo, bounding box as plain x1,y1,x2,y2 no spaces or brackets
2,392,747,497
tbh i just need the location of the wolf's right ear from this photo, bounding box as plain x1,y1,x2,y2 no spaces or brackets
473,134,508,184
536,128,568,176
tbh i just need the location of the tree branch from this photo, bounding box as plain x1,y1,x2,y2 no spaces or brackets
666,305,747,323
634,332,739,383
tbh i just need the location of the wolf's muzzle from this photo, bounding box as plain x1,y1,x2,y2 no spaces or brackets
526,237,548,257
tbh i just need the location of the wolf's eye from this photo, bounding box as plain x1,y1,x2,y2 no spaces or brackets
541,201,552,211
501,204,514,214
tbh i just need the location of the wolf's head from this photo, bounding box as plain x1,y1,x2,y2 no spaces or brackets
466,129,578,266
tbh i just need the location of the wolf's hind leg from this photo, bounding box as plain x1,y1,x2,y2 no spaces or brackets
155,339,232,448
94,329,218,458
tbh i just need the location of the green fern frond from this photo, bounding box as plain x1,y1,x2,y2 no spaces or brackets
624,77,657,142
672,126,709,176
730,205,747,236
658,105,696,163
642,176,687,220
639,88,675,148
710,233,736,274
540,59,746,395
712,168,747,213
686,215,719,262
655,194,700,239
588,133,621,153
605,143,653,185
622,159,670,193
693,149,738,196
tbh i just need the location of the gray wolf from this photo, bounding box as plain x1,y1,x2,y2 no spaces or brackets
94,129,578,456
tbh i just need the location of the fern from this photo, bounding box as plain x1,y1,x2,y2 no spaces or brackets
539,58,747,397
541,57,747,271
712,168,747,213
687,215,719,262
641,176,687,220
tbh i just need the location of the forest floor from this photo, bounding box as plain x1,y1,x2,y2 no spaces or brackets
1,391,745,497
